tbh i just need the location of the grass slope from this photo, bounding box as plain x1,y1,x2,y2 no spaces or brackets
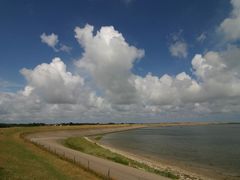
65,137,179,179
0,126,102,180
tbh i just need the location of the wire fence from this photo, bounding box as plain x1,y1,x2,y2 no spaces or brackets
29,139,162,180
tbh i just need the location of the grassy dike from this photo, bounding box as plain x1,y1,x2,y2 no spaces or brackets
64,136,179,179
0,126,103,180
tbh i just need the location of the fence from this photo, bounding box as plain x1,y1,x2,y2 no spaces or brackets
29,139,162,180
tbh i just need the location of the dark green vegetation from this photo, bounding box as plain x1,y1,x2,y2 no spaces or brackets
0,122,131,128
0,126,103,180
64,137,179,179
0,123,46,128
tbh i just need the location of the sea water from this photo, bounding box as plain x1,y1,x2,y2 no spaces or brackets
100,124,240,179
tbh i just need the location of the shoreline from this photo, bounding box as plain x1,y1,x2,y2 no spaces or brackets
26,124,171,180
87,137,208,180
87,123,231,180
25,122,236,180
96,139,212,180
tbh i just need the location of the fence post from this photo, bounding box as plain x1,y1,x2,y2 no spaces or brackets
88,160,89,170
108,168,110,179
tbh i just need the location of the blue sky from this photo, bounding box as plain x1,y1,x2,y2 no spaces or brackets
1,0,240,122
0,0,230,86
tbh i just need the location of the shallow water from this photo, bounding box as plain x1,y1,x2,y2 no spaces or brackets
100,124,240,179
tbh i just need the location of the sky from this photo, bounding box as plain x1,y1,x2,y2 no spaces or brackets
0,0,240,123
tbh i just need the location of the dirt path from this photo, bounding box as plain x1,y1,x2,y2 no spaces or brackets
26,126,169,180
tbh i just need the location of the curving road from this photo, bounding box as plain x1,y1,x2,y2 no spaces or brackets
26,126,170,180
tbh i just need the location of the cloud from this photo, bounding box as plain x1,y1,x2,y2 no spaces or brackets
133,72,201,106
74,24,144,104
168,32,188,58
131,45,240,118
59,44,72,53
71,24,240,118
20,58,85,104
140,45,240,103
0,90,111,122
218,0,240,42
40,33,72,53
196,33,207,42
40,33,59,51
1,19,240,122
191,50,240,99
0,58,111,121
169,41,188,58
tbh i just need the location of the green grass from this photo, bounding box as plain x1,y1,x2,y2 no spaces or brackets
64,137,179,179
0,126,104,180
65,137,129,165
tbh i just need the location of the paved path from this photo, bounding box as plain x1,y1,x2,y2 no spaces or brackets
26,126,169,180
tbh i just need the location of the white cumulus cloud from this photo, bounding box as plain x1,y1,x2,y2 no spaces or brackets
74,24,144,104
20,58,85,104
40,33,59,51
218,0,240,42
40,33,72,53
169,31,188,59
1,18,240,122
169,41,188,58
